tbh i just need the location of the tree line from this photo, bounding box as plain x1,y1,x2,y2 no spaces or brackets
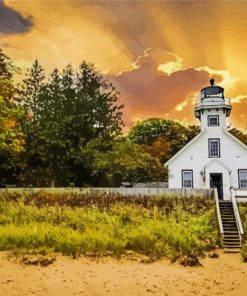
0,49,246,187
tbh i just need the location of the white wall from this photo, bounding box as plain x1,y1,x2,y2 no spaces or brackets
167,123,247,200
200,108,228,130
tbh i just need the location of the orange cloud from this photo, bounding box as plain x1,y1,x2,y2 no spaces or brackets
106,49,216,126
1,0,247,129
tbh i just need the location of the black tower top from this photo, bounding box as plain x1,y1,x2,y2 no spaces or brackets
200,80,224,100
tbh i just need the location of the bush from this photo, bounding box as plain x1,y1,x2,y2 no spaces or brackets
242,242,247,262
0,191,219,260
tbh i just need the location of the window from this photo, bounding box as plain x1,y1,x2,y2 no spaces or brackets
239,170,247,189
208,115,219,126
208,139,220,158
182,170,193,188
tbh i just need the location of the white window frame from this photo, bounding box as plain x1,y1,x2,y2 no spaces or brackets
208,138,220,158
239,170,247,189
208,115,219,126
182,170,193,188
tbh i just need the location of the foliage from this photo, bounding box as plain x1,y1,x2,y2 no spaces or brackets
137,137,171,164
0,49,25,187
239,204,247,241
18,61,124,186
0,189,214,211
238,204,247,261
128,118,200,162
0,192,219,259
87,139,167,186
229,128,247,145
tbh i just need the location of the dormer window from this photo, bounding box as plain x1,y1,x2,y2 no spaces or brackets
208,115,219,126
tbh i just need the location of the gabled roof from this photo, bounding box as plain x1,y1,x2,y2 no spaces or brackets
200,159,232,174
222,129,247,152
165,129,206,166
165,128,247,167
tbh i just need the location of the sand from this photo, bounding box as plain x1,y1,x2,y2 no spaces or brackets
0,251,246,296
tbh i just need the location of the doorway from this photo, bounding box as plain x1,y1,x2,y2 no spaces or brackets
210,173,223,199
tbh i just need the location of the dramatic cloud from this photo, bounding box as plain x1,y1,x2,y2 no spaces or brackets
1,0,247,128
107,49,222,126
0,0,32,35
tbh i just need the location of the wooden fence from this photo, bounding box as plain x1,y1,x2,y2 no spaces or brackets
0,187,213,197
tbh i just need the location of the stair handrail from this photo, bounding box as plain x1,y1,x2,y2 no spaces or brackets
214,188,224,234
230,188,244,236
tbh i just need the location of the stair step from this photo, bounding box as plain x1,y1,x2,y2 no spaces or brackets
222,216,235,218
224,248,241,253
220,210,233,212
223,224,237,227
223,231,239,234
223,240,241,244
222,225,237,228
220,211,234,214
223,244,241,248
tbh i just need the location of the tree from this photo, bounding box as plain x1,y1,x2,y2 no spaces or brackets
19,61,124,186
88,139,167,187
229,128,247,145
129,118,200,160
137,137,172,164
0,49,25,186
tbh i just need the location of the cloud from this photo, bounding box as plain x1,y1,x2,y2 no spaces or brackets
0,0,32,35
106,49,221,125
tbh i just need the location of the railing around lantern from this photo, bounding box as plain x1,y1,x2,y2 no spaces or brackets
195,98,231,109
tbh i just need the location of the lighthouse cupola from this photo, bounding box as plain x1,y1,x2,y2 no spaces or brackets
194,79,232,130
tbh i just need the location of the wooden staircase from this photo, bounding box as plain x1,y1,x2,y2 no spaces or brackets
219,201,242,253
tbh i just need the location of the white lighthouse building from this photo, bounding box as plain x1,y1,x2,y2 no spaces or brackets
165,79,247,200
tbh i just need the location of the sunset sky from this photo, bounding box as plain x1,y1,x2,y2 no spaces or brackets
1,0,247,129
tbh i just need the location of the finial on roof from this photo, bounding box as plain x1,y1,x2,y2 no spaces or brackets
210,78,215,86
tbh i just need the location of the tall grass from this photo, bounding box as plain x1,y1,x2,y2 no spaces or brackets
0,193,219,260
239,204,247,261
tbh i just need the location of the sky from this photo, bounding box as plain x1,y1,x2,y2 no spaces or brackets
1,0,247,129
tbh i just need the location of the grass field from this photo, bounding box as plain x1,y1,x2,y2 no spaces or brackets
239,204,247,261
0,191,220,261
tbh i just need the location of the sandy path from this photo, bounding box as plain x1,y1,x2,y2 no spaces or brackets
0,251,246,296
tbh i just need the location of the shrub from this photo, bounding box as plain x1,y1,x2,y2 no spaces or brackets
0,191,219,260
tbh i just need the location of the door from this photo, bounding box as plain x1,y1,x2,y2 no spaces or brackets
210,173,223,199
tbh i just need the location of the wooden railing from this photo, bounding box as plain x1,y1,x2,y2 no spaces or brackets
230,188,244,236
214,188,224,234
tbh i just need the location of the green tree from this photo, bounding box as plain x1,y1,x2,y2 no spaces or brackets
0,49,25,186
137,137,172,164
19,61,124,186
129,118,200,160
88,139,167,186
229,128,247,145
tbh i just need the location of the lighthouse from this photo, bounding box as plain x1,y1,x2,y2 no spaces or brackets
165,80,247,200
194,79,232,130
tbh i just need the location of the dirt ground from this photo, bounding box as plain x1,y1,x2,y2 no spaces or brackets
0,251,246,296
